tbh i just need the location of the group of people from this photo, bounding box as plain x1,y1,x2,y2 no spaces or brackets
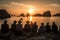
1,19,59,35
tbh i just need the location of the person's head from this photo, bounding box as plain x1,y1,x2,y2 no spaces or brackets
31,21,33,24
34,22,37,25
4,20,7,24
26,21,30,24
20,18,23,21
14,21,17,24
47,22,49,25
53,22,55,25
41,23,44,26
31,21,32,23
18,21,22,24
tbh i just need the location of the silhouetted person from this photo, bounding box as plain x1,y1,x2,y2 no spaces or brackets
38,23,46,33
16,21,23,35
11,21,17,33
59,25,60,31
45,23,51,32
24,21,31,33
30,21,33,28
52,22,58,33
32,22,38,33
30,21,33,32
1,20,9,33
20,18,23,21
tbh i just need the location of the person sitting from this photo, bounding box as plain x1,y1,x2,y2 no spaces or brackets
38,23,46,33
16,20,23,35
32,22,38,33
30,21,33,28
1,20,9,33
24,21,31,33
45,22,51,33
52,22,58,33
30,21,33,32
11,21,17,33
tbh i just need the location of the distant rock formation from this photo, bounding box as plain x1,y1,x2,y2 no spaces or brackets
26,13,30,17
42,11,51,17
53,13,60,17
0,9,11,19
33,14,42,17
19,13,25,17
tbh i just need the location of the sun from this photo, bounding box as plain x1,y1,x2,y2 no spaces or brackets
28,8,34,15
29,8,34,13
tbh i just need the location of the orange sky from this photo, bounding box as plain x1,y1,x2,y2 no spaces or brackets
0,1,60,16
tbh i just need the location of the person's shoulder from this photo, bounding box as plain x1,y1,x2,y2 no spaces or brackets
52,24,54,26
6,24,9,25
20,24,22,25
6,24,9,26
16,24,18,25
1,24,4,26
36,24,38,26
24,24,26,27
20,24,22,26
1,24,4,25
25,23,27,25
12,24,14,25
56,24,57,26
40,26,42,27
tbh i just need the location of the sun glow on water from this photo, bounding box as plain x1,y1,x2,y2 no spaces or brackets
30,16,32,22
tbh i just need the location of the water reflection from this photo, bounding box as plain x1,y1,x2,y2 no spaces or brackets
30,16,32,22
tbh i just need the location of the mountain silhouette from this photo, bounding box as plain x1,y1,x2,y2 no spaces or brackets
18,13,25,17
42,11,51,17
0,9,11,19
33,14,42,17
53,13,60,17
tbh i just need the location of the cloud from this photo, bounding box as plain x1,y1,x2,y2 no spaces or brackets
50,4,60,7
0,0,60,4
0,0,60,10
10,2,34,8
